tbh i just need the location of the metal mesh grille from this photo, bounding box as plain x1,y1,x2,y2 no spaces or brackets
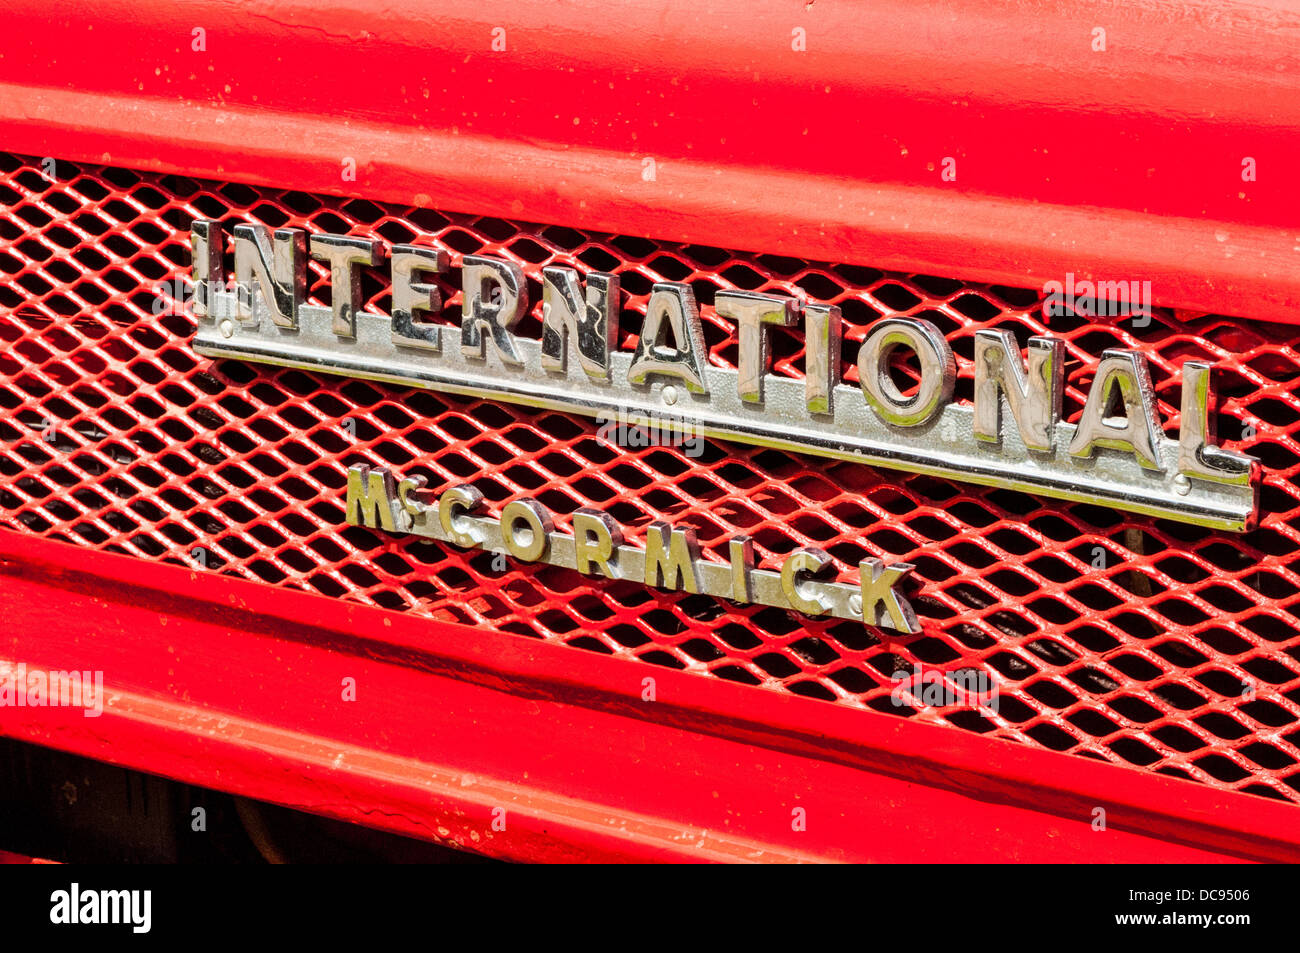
3,152,1300,803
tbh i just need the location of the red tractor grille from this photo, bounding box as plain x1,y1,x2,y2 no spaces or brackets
3,152,1300,804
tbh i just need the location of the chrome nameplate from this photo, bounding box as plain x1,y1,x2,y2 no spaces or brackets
190,221,1260,531
344,465,921,633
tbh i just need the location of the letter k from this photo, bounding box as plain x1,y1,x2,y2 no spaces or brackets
858,558,920,633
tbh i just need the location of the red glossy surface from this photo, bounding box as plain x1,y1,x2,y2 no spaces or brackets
3,0,1300,321
3,530,1295,863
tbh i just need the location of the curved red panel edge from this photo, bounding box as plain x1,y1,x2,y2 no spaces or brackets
3,0,1300,322
0,530,1294,863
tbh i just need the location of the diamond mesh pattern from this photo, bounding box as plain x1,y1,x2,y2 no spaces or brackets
3,152,1300,803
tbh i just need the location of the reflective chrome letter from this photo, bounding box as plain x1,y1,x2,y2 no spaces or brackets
1068,350,1164,471
644,522,701,593
540,266,620,381
972,330,1063,451
233,224,306,329
501,498,553,562
391,245,447,351
345,465,399,532
461,255,528,366
715,291,797,404
439,485,485,548
190,220,223,322
803,303,842,415
573,509,622,579
859,558,919,634
627,283,710,395
729,535,754,602
781,547,832,615
858,318,955,427
310,234,383,339
1178,362,1255,486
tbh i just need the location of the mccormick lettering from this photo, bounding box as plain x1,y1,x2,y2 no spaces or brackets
343,465,920,633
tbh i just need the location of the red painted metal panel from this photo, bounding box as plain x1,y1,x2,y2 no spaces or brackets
3,0,1300,862
3,0,1300,322
1,530,1295,862
6,156,1300,809
0,850,56,864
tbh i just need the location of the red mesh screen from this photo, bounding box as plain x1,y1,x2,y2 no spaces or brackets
3,152,1300,803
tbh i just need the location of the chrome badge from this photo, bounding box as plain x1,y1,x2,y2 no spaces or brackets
343,464,920,633
190,221,1260,531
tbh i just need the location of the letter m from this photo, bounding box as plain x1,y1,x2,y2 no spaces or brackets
1095,279,1129,315
50,671,81,707
101,891,130,924
346,465,400,531
644,522,701,593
